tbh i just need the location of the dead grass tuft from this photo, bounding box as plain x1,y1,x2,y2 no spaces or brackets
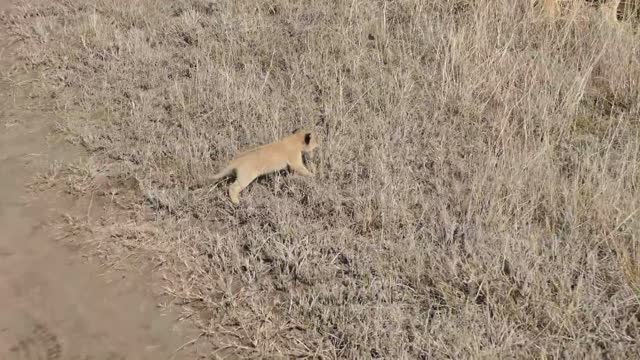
3,0,640,358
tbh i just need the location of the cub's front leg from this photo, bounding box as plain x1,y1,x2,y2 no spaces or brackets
288,154,314,177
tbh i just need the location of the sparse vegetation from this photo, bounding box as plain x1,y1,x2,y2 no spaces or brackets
3,0,640,358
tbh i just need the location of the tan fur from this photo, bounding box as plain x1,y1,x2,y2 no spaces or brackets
211,128,319,204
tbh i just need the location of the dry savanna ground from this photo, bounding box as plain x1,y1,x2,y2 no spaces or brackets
2,0,640,358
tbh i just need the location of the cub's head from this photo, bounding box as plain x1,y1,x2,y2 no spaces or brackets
292,128,319,152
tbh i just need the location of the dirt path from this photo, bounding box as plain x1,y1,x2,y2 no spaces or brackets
0,2,205,359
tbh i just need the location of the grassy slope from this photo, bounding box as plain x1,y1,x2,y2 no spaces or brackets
3,0,640,358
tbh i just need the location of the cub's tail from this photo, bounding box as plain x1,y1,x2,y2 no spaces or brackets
189,165,234,191
211,165,234,181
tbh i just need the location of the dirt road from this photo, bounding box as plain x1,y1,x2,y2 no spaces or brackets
0,2,203,359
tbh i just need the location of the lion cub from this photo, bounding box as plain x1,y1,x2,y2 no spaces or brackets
211,128,319,204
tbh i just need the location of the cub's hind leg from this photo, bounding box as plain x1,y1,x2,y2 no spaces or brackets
228,170,257,204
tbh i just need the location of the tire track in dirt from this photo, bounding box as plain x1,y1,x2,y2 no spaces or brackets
8,321,62,360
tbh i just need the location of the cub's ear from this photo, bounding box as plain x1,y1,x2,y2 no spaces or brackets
304,133,312,145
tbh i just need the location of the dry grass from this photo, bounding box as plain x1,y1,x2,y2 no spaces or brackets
3,0,640,358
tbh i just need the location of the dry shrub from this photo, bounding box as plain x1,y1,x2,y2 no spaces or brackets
3,0,640,358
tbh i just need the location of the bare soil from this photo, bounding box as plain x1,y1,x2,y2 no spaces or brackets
0,1,206,358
